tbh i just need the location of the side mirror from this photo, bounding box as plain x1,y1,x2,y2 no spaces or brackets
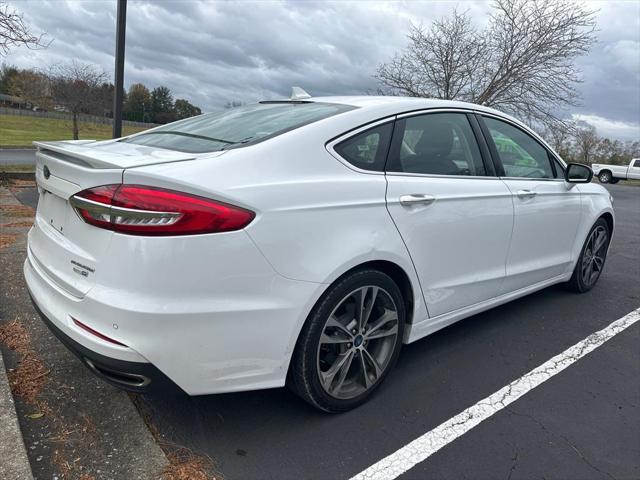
565,163,593,183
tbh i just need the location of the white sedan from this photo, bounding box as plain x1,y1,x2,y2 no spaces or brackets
26,95,613,412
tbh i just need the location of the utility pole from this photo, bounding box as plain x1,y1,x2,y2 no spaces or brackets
112,0,127,138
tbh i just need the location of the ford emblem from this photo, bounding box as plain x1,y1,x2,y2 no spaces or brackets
43,165,50,179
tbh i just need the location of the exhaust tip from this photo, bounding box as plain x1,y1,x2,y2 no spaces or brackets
84,358,150,388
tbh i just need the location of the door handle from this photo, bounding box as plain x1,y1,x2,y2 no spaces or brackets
399,194,436,206
516,189,537,199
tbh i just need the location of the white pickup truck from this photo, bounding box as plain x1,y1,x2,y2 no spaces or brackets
592,158,640,183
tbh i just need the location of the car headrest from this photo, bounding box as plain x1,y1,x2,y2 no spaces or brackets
414,121,454,158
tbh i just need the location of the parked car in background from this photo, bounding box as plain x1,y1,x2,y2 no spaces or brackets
26,95,614,412
592,158,640,183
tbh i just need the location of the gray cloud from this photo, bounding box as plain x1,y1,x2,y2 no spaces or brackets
7,0,640,140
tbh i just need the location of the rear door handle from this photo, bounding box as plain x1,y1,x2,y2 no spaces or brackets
516,189,537,199
399,194,436,206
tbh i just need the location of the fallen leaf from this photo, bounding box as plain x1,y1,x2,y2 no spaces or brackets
26,413,44,419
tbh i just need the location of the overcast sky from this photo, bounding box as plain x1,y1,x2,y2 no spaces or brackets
6,0,640,140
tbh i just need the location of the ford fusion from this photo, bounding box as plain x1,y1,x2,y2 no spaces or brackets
26,96,613,412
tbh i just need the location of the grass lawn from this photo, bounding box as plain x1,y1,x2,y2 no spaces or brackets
0,114,148,147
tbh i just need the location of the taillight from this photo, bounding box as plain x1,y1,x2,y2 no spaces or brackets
69,184,255,236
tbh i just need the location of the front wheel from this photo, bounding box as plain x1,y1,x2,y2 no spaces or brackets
598,171,612,183
289,269,405,412
566,218,610,293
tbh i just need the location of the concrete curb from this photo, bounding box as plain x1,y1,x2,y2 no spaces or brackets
0,351,34,480
1,184,169,479
0,172,35,181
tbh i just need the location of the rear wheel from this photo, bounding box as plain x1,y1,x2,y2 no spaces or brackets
566,218,610,293
289,269,405,412
610,178,620,184
598,171,612,183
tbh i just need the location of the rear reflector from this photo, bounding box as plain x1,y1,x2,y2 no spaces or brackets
72,317,127,347
69,184,255,236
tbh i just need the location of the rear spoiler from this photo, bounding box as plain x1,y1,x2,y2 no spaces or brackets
34,141,117,169
33,140,203,169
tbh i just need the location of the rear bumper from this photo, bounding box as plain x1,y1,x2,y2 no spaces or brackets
24,228,326,395
29,293,182,394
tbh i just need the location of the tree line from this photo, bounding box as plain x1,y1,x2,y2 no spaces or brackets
545,123,639,167
0,62,202,139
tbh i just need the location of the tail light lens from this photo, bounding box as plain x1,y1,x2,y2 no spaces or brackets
69,184,255,236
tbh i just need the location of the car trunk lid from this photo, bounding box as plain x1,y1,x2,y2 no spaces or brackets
30,140,222,297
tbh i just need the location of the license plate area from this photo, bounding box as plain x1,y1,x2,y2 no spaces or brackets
38,190,69,235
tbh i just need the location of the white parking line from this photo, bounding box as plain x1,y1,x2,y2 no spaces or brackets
351,307,640,480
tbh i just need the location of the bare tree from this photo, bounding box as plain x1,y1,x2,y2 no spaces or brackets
48,62,107,139
0,2,49,56
574,124,599,164
376,0,597,127
377,12,486,100
542,121,576,159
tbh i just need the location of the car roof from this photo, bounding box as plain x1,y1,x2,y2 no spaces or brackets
304,95,524,126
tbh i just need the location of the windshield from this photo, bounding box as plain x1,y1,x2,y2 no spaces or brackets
122,102,354,153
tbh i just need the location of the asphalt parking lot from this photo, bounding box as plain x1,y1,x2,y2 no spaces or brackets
10,182,640,479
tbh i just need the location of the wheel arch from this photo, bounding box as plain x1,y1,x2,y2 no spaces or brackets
287,258,421,373
285,259,418,393
347,260,415,326
306,259,418,328
599,211,614,234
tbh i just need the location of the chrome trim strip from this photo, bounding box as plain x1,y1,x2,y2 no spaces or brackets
69,195,181,222
499,177,566,182
385,171,499,180
326,106,568,178
395,107,476,119
69,196,111,216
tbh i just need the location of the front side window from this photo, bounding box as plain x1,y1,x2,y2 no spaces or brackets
333,123,393,171
483,117,556,179
387,113,486,176
122,102,354,153
633,159,640,167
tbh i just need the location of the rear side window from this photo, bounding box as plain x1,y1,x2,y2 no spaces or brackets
483,117,557,179
634,159,640,167
122,102,354,153
387,113,486,176
333,123,393,172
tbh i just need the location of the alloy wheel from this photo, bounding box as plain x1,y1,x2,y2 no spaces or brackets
581,225,608,287
316,286,399,399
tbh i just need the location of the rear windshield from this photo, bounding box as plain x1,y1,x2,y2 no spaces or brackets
121,102,354,153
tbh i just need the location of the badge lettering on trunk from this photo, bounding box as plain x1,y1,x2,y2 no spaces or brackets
71,260,94,278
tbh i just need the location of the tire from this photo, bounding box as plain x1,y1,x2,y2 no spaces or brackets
598,171,612,183
289,269,405,412
610,178,620,184
566,218,610,293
